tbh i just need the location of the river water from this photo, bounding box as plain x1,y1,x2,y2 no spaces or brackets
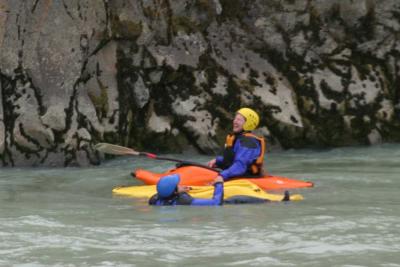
1,144,400,267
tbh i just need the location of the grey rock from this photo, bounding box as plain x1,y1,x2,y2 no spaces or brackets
172,94,220,152
347,66,381,108
84,40,119,134
376,99,395,122
12,80,54,150
149,32,207,70
41,106,66,132
1,0,400,166
0,81,4,154
368,129,382,145
133,75,150,109
210,75,228,96
148,70,163,84
208,22,302,128
148,112,171,133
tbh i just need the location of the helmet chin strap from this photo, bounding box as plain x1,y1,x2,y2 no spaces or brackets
231,130,245,136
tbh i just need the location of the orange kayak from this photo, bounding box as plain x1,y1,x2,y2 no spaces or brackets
133,165,313,190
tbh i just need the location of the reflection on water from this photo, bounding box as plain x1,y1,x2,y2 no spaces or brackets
1,144,400,266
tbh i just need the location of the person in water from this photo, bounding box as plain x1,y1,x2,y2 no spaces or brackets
207,107,265,181
149,174,224,206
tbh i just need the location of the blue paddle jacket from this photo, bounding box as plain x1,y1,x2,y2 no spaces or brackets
148,182,224,206
215,134,262,181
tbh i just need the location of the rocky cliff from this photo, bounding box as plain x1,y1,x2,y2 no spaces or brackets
1,0,400,166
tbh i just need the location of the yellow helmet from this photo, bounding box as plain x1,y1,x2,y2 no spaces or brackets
237,107,260,131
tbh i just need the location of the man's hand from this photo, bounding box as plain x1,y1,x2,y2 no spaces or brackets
213,175,224,184
207,158,217,168
177,185,192,193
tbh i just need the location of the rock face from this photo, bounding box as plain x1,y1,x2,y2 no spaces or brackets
0,0,400,166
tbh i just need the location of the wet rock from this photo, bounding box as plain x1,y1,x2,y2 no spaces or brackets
148,112,171,133
210,75,228,96
84,40,119,134
132,75,150,109
148,32,207,70
1,0,400,166
368,129,382,145
0,0,107,166
41,106,66,132
0,83,4,154
347,66,382,109
172,94,220,152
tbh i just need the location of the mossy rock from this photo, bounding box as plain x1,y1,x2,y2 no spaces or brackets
218,0,247,22
171,16,198,34
87,80,109,119
111,15,142,40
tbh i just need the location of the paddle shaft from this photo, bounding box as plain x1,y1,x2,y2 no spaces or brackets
95,142,220,172
139,152,219,172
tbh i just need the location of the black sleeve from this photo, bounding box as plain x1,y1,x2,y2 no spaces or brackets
176,193,194,205
148,194,158,205
224,196,269,204
239,136,259,149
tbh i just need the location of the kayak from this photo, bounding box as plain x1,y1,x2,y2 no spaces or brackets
113,180,304,202
133,165,313,191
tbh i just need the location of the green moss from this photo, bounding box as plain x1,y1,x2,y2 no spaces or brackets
315,111,354,146
139,130,189,153
110,15,142,40
198,53,219,86
218,0,247,21
393,10,400,22
236,79,254,92
328,3,341,22
248,68,261,87
299,96,316,114
326,61,351,79
308,5,323,41
320,79,345,103
123,110,135,149
87,80,109,118
142,6,156,18
378,121,400,142
354,4,376,41
194,0,215,17
348,116,371,144
161,65,198,101
171,16,198,34
297,77,305,87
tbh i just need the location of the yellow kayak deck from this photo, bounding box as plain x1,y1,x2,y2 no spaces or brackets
113,180,303,202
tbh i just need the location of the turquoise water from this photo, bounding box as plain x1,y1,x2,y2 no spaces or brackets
1,144,400,267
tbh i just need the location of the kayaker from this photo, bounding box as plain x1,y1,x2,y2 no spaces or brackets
207,107,265,181
149,174,224,206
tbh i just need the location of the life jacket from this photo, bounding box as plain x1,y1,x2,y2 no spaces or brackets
221,132,265,175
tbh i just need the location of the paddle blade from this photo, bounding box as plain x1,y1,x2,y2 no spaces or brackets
94,143,139,156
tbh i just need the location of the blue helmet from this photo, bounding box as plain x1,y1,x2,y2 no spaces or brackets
157,174,180,198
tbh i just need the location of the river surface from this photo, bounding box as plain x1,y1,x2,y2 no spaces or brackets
1,144,400,267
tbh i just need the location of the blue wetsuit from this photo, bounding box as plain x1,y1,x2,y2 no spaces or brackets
149,182,224,206
215,134,261,181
